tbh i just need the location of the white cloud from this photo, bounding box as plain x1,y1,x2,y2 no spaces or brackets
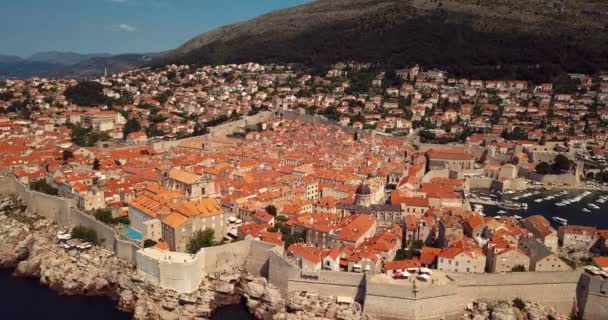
118,23,136,32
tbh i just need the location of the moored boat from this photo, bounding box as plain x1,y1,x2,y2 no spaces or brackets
552,216,568,225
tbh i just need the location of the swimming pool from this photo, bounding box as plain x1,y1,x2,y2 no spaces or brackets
124,227,142,241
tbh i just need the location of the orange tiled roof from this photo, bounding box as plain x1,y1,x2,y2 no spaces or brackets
384,259,421,270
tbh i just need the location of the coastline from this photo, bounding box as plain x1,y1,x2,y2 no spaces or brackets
0,194,368,320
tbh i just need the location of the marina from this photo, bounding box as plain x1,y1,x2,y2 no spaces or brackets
469,189,608,229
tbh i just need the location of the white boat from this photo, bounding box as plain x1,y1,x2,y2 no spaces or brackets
534,198,544,203
497,210,507,214
521,203,528,210
582,208,591,213
513,215,523,219
555,203,566,207
588,203,600,210
552,217,568,225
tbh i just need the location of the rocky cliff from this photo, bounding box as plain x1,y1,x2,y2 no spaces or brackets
462,299,568,320
0,195,368,320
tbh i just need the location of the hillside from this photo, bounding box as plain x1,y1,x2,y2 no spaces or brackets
158,0,608,80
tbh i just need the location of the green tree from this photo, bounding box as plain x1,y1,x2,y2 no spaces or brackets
394,249,414,261
29,180,59,196
92,158,100,170
552,154,574,174
143,239,157,248
114,216,130,225
71,226,98,244
62,149,73,161
123,118,142,138
64,81,107,106
186,229,216,254
70,126,110,147
265,205,278,216
535,162,552,175
94,209,113,224
513,298,526,311
511,265,526,272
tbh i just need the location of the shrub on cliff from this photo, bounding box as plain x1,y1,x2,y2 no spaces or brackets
513,298,526,311
71,226,98,244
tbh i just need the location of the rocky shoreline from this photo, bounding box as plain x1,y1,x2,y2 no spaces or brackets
0,195,369,320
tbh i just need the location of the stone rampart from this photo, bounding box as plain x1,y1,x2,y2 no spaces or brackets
0,175,139,263
208,111,274,136
364,275,461,320
0,175,592,318
244,240,277,278
202,240,252,273
452,270,582,313
69,209,117,251
115,238,141,262
288,271,366,303
268,248,301,294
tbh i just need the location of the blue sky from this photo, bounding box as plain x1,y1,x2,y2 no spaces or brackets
0,0,311,57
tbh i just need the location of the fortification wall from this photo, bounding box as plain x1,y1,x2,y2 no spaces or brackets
136,248,206,293
0,175,138,264
468,177,493,189
364,277,461,320
158,252,205,293
280,110,360,135
69,209,117,251
288,271,365,303
208,111,274,136
244,240,277,278
268,248,301,294
452,271,582,313
115,238,141,263
202,240,252,274
136,249,162,284
519,167,579,186
577,272,608,320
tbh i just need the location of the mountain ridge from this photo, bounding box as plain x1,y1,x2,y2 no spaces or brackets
157,0,608,80
0,52,157,79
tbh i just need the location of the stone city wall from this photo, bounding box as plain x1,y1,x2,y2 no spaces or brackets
208,111,274,136
468,177,493,189
280,110,361,136
364,276,461,320
136,248,206,293
0,175,592,318
0,175,141,263
288,271,366,303
519,167,579,186
452,270,582,313
244,240,278,278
